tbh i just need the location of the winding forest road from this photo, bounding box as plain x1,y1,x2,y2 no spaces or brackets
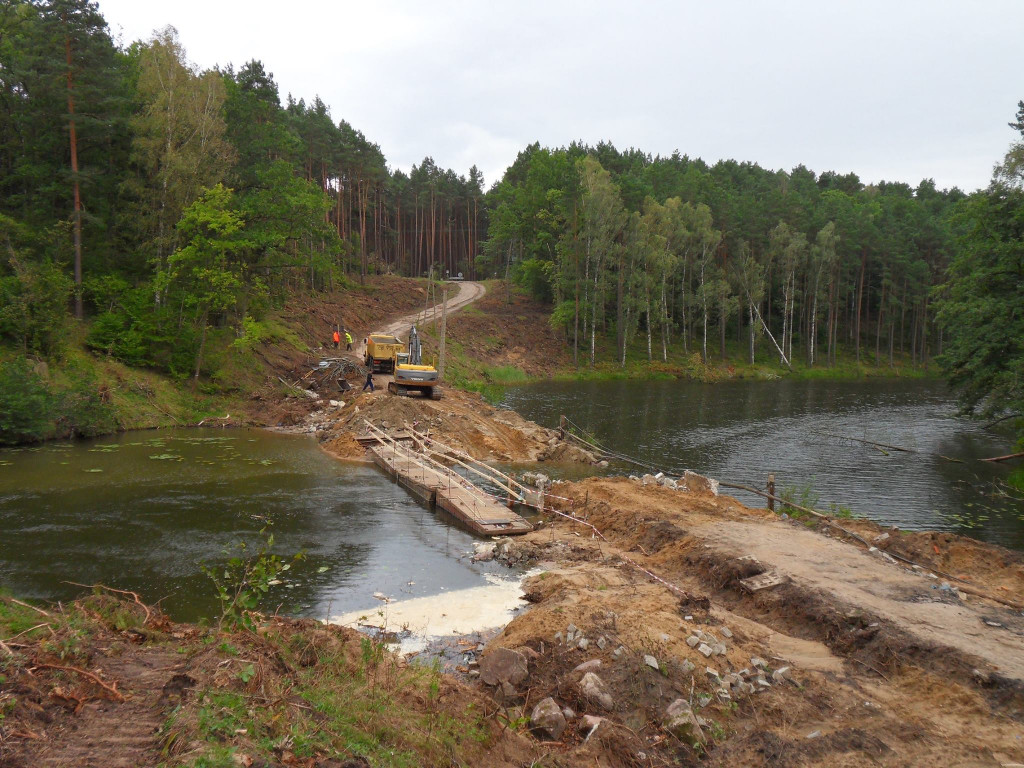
353,280,485,359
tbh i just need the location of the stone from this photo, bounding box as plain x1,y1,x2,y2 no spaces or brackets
562,707,575,720
577,637,589,650
500,680,517,698
663,478,679,490
567,623,578,636
772,666,791,683
629,475,640,482
806,730,822,739
720,627,733,638
654,472,665,480
715,643,728,656
530,697,566,740
756,677,771,688
579,714,603,737
660,633,671,643
739,682,756,695
680,659,695,674
479,648,529,686
716,688,732,702
566,631,575,643
686,636,700,648
596,636,608,650
664,699,705,742
697,643,713,657
644,654,660,670
641,473,657,486
705,666,720,680
613,646,625,659
574,659,602,673
682,470,720,496
579,672,614,710
751,657,767,669
554,631,563,644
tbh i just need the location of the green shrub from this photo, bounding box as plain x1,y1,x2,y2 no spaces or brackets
0,358,54,444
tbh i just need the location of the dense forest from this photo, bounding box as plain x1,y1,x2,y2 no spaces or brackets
1,0,1020,443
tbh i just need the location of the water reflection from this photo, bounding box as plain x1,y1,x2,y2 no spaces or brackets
0,429,511,621
501,378,1024,550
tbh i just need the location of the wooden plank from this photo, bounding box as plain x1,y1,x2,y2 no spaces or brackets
367,442,532,537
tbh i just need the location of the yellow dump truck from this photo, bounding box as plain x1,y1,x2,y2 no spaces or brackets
364,333,404,373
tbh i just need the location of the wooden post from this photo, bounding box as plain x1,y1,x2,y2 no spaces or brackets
559,415,567,440
766,474,775,512
439,283,448,378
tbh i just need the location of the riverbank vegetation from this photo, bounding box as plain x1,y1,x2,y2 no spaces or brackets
1,0,1020,448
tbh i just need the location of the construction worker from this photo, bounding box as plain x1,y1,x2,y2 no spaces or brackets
332,329,341,349
362,370,374,392
345,330,353,351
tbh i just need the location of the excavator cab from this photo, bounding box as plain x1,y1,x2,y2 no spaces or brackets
389,326,441,398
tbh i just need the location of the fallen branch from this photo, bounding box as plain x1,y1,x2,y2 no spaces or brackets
31,664,125,701
980,451,1024,463
62,581,153,626
982,413,1022,429
1,596,51,617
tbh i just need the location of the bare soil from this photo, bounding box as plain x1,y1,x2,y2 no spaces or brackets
467,476,1024,767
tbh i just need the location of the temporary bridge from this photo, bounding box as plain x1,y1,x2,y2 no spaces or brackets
361,421,534,536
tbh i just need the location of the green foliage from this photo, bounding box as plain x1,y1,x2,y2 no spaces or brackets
0,358,54,444
937,187,1024,428
0,223,71,355
201,526,303,631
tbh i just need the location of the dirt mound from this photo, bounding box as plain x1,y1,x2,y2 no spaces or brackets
318,386,600,464
460,476,1024,765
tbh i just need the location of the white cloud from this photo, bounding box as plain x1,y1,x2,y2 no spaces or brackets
97,0,1024,191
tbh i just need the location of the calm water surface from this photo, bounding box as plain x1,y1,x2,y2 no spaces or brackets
3,380,1021,621
0,429,510,621
502,378,1024,550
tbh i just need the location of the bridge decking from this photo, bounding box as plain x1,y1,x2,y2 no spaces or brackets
368,440,533,536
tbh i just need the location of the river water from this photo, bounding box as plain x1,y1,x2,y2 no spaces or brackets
2,379,1021,624
0,429,517,624
502,377,1024,550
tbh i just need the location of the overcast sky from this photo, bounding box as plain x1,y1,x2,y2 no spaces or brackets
96,0,1022,192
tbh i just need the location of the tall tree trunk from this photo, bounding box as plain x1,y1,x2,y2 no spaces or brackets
855,250,867,362
65,32,83,319
874,279,885,366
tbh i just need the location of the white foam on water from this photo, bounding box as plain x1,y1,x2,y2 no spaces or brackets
328,570,535,654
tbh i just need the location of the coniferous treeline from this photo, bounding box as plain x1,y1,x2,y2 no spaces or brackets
1,0,1019,440
482,142,964,371
0,1,484,380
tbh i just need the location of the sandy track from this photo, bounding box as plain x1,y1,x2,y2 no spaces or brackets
354,280,485,359
697,515,1024,681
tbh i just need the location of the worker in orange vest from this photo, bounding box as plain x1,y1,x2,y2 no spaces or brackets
332,330,340,349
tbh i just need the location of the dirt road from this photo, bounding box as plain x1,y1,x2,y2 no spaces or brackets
353,280,485,359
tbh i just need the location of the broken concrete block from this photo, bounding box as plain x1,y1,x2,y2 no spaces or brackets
772,666,791,683
686,636,700,648
720,627,733,638
698,643,713,657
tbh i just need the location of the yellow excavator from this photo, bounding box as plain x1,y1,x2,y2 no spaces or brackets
389,325,440,399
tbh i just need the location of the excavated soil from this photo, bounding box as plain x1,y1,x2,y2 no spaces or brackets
316,386,599,464
464,476,1024,767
